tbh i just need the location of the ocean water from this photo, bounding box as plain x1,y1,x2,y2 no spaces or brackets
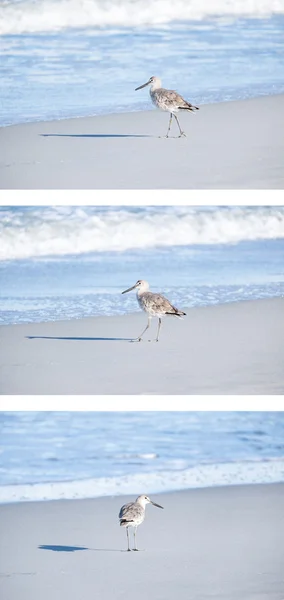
0,411,284,504
1,1,284,126
0,205,284,325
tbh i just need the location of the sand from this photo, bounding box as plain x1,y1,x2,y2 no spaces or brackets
1,94,284,189
0,297,283,395
0,484,284,600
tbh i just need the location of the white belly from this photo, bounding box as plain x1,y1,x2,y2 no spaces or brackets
138,295,165,318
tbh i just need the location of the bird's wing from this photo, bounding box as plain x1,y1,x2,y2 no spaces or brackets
119,502,133,519
165,89,198,110
156,88,181,105
143,292,178,314
119,503,143,522
155,87,198,111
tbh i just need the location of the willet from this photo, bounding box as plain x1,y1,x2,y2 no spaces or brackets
135,75,199,138
122,279,186,342
119,495,164,551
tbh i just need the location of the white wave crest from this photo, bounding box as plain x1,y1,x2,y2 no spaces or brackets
1,0,284,35
0,458,283,504
1,206,284,261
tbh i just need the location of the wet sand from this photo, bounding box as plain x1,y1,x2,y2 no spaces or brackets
1,94,284,189
0,484,284,600
1,297,283,395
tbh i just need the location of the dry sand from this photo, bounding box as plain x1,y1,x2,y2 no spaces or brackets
0,297,283,395
1,94,284,189
0,484,284,600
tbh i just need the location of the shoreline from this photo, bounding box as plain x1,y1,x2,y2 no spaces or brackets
1,93,284,188
0,292,283,328
1,458,284,506
1,483,283,600
1,297,283,394
0,89,281,130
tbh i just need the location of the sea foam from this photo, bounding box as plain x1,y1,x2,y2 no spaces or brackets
1,0,284,35
0,458,283,504
1,206,284,261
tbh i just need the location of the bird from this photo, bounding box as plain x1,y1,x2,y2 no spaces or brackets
119,494,164,551
135,75,199,138
121,279,186,342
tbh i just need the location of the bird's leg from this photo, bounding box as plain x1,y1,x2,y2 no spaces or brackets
126,527,131,551
174,114,186,138
156,317,162,342
134,317,151,342
166,113,173,138
133,527,139,551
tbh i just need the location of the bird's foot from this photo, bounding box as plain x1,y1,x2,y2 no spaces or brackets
155,339,159,342
127,548,132,552
132,548,139,551
178,132,187,138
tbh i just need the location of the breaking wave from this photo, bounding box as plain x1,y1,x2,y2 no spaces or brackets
1,0,284,35
1,206,284,261
0,458,284,504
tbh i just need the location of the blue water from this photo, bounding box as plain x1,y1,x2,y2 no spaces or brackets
0,205,284,325
0,411,284,504
1,1,284,126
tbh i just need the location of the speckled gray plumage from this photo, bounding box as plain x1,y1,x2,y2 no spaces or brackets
119,501,145,526
138,291,185,317
150,87,198,113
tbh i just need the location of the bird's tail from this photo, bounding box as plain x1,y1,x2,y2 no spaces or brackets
180,103,199,112
120,519,134,526
165,308,186,318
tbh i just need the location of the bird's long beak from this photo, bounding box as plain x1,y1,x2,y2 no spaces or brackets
150,500,164,509
122,284,137,294
135,80,151,91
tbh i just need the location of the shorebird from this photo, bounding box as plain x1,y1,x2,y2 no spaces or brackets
135,75,199,138
119,495,164,551
122,279,186,342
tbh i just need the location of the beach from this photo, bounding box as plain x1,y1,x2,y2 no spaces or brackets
0,483,284,600
1,297,283,394
1,94,284,189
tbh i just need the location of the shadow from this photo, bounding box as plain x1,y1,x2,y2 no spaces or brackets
38,545,88,552
26,336,133,341
40,133,152,139
38,544,123,553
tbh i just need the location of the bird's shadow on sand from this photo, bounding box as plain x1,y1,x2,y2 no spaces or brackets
38,545,88,553
38,545,124,553
26,335,134,342
40,133,153,139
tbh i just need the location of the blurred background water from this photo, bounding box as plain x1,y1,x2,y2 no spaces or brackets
0,205,284,325
0,411,284,503
1,1,284,125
